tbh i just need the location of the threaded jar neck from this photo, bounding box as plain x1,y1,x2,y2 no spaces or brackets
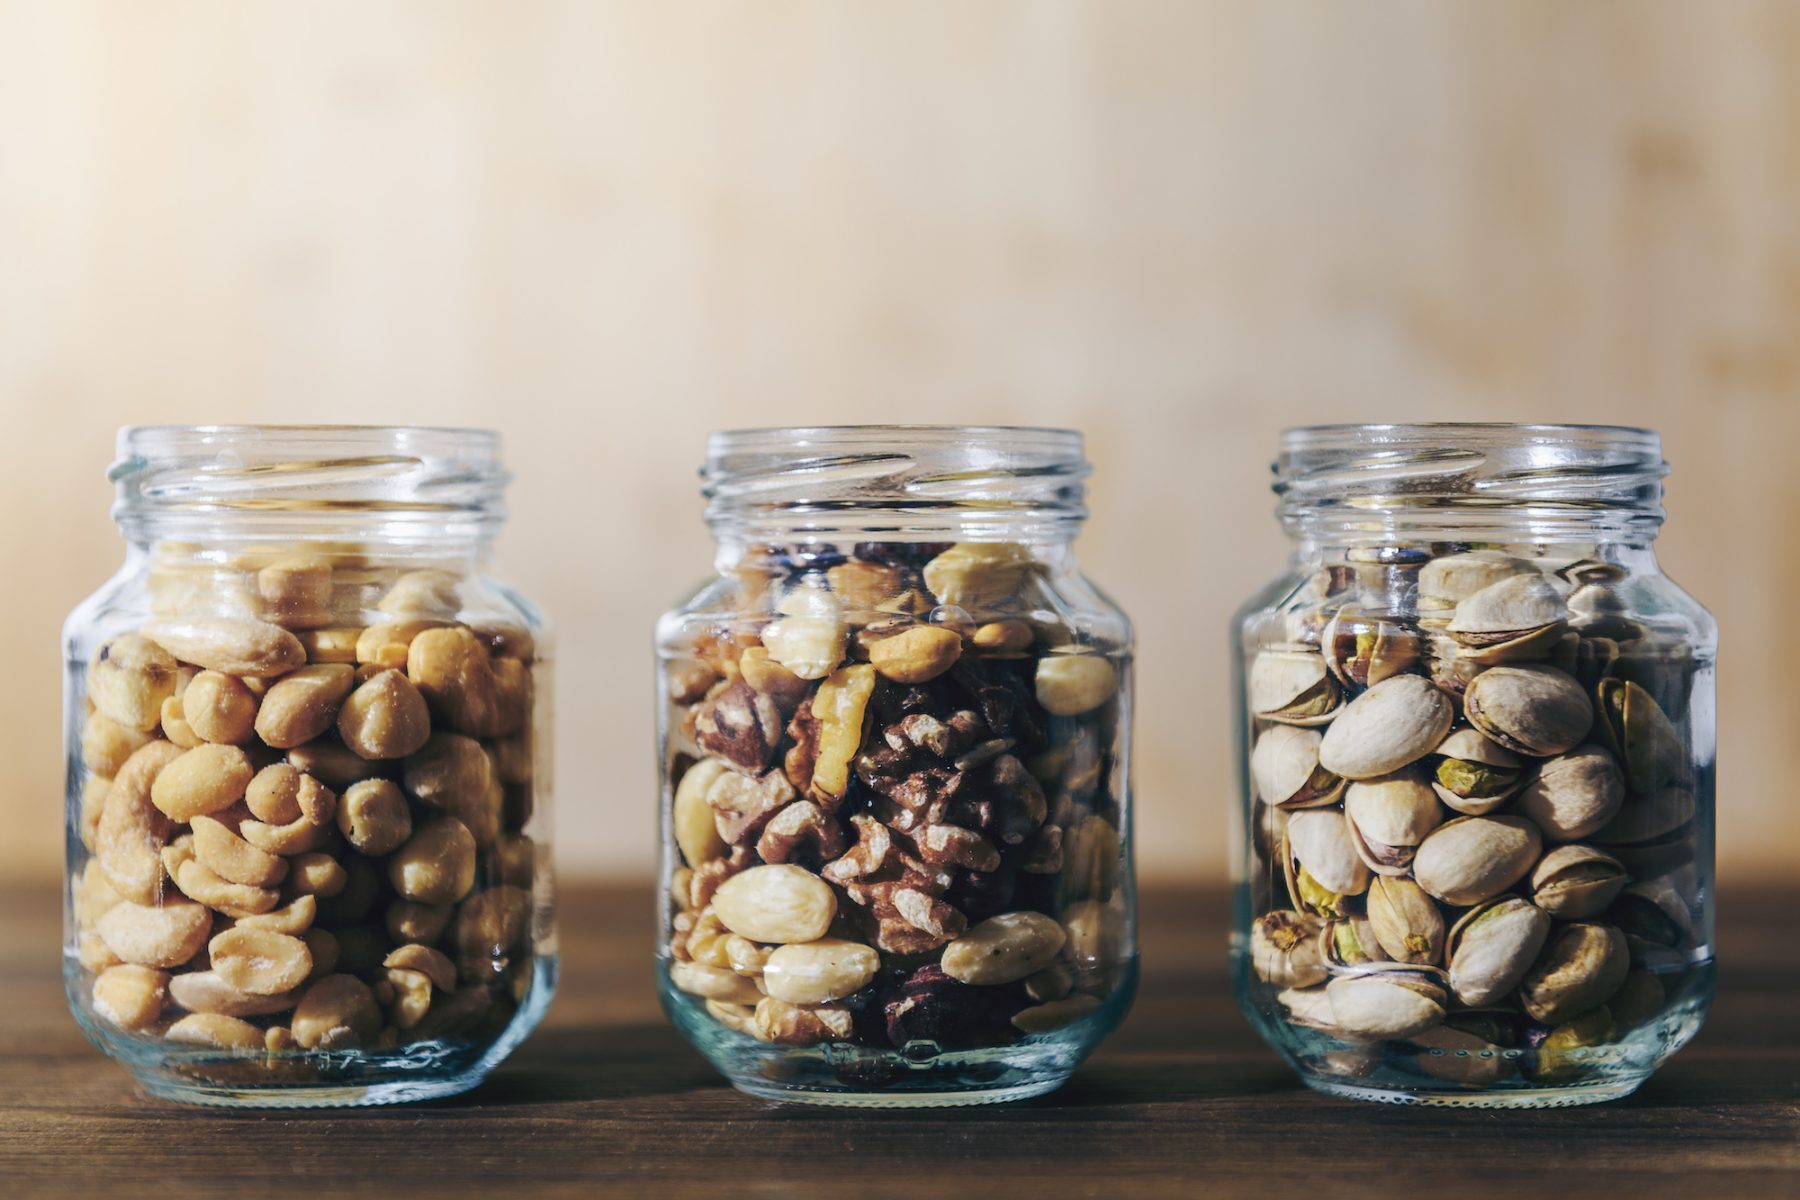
111,425,509,548
702,425,1090,545
1273,423,1668,549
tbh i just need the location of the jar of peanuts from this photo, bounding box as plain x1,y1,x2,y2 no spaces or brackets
657,426,1137,1105
65,426,554,1106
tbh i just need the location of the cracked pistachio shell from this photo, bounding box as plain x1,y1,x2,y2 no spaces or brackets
1445,896,1552,1007
1594,679,1689,794
1448,573,1568,643
1419,551,1537,604
1590,785,1697,847
1277,986,1345,1037
1518,922,1630,1025
1324,967,1448,1041
1248,650,1342,726
1529,844,1627,919
1530,1006,1617,1082
1408,1010,1522,1086
1606,881,1693,954
1517,744,1624,842
1250,725,1345,810
1317,675,1454,780
1343,772,1443,875
1322,609,1420,689
1321,916,1388,967
1412,815,1542,906
1464,664,1593,757
1251,910,1328,989
1285,810,1372,898
1430,727,1525,814
1366,875,1446,965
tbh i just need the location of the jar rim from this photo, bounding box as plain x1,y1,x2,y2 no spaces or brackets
110,424,508,545
1273,421,1669,542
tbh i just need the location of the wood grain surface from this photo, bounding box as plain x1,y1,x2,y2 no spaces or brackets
1,883,1793,1199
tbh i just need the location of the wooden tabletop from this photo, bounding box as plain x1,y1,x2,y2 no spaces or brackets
1,882,1794,1199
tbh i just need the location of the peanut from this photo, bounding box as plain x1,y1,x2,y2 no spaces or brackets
356,619,453,669
940,911,1067,986
336,779,413,855
286,740,387,789
291,975,382,1049
143,617,307,677
175,858,281,918
384,944,457,992
1035,654,1118,717
337,669,432,760
96,740,184,903
315,855,379,924
89,635,180,732
167,1012,265,1050
191,814,288,887
377,569,462,618
298,627,362,664
151,743,254,822
239,814,336,856
210,927,313,995
245,762,335,824
451,885,531,980
82,711,154,776
866,625,964,684
96,898,211,968
257,554,333,630
972,619,1034,654
711,865,836,944
159,695,201,749
233,893,317,935
302,928,342,978
388,816,477,905
167,970,301,1017
386,900,452,946
384,967,434,1028
286,852,348,898
402,733,499,844
254,664,355,748
494,834,537,888
182,671,260,744
761,938,879,1005
92,963,170,1030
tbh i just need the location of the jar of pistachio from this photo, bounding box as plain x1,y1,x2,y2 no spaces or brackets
64,426,554,1106
1235,423,1715,1107
657,426,1135,1105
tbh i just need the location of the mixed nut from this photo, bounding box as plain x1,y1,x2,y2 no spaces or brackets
70,544,544,1066
1246,548,1702,1088
663,541,1130,1065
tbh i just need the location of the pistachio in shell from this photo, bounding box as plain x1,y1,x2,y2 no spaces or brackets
1323,967,1448,1041
1418,551,1536,604
1516,743,1625,842
1463,664,1593,757
1248,649,1342,726
1518,922,1630,1025
1529,844,1628,919
1605,883,1692,956
1447,573,1568,660
1429,727,1525,815
1608,970,1667,1031
1250,725,1345,810
1277,986,1346,1038
1317,675,1454,781
1407,1010,1523,1086
1322,609,1420,689
1593,678,1688,794
1445,895,1552,1007
1284,810,1372,900
1590,784,1696,848
1343,771,1444,875
1320,916,1388,968
1530,1005,1616,1083
1251,910,1328,989
1412,814,1542,907
1366,875,1446,965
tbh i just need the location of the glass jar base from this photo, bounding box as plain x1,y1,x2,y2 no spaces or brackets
729,1077,1068,1109
1301,1076,1646,1109
70,956,558,1109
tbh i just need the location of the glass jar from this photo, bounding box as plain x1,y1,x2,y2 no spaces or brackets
656,426,1136,1106
64,426,555,1106
1233,423,1715,1107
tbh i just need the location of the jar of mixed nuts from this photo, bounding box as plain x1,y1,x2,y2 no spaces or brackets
658,426,1135,1105
65,426,554,1105
1235,423,1715,1106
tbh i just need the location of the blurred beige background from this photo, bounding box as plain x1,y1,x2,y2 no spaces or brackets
2,0,1796,884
